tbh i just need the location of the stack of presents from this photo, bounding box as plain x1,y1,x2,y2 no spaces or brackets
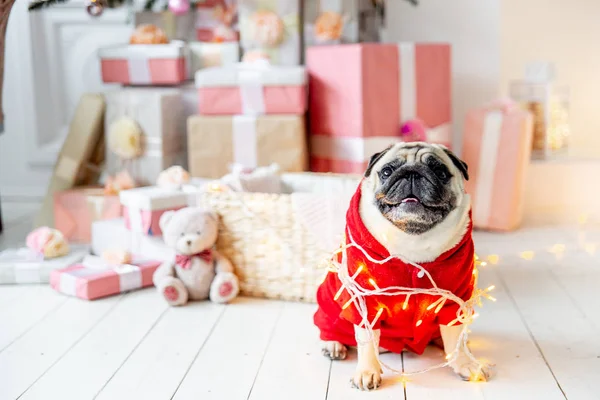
0,0,569,302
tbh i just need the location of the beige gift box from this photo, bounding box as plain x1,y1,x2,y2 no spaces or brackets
187,115,308,179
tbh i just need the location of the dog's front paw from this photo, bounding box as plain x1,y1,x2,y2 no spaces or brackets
350,366,382,391
450,358,495,382
321,341,347,360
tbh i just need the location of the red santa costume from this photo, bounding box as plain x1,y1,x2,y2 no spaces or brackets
314,184,475,355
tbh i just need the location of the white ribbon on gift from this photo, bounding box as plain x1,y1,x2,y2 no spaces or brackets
232,115,258,168
2,248,45,284
397,43,452,145
311,134,397,163
127,206,145,234
473,110,504,225
128,52,151,85
399,43,417,121
239,66,266,115
78,255,142,293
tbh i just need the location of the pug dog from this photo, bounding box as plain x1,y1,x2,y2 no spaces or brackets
314,142,492,390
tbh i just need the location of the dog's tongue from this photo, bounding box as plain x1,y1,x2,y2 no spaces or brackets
402,197,419,204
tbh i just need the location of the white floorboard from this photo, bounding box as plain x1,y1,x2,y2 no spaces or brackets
173,298,282,400
18,289,168,400
0,294,122,399
97,300,225,400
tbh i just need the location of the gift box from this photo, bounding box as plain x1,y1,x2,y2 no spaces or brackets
239,0,301,65
188,42,240,74
195,0,239,42
119,187,189,236
36,94,106,228
98,42,189,86
188,115,307,178
134,11,196,41
462,101,534,231
0,246,89,284
54,188,122,243
92,218,175,262
303,0,380,46
50,255,161,300
307,43,451,174
195,63,307,115
105,87,186,186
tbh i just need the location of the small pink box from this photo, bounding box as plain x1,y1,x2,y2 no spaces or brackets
98,43,189,86
195,0,239,42
54,188,122,243
195,64,307,115
50,257,161,300
307,43,451,174
119,187,189,236
462,101,534,231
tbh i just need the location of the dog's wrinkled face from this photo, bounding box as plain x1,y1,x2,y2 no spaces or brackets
364,142,469,235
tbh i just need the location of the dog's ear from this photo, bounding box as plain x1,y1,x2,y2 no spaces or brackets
364,146,392,177
443,149,469,181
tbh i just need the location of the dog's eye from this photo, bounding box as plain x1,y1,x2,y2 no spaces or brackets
435,168,449,180
381,167,393,178
180,233,185,237
196,231,201,235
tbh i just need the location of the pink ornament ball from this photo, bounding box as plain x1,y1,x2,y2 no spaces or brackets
168,0,190,16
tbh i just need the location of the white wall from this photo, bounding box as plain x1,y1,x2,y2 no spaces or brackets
501,0,600,158
0,1,52,198
387,0,501,154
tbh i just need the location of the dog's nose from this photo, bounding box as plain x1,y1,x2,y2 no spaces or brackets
186,240,192,246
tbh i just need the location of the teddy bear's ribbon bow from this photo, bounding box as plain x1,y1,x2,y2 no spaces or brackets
175,250,213,270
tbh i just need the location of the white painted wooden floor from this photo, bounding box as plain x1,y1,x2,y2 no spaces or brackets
1,201,600,399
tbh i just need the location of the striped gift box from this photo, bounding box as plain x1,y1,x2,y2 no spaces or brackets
50,256,161,300
0,246,89,285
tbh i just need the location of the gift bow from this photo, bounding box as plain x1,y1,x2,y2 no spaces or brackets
175,250,213,270
399,119,451,146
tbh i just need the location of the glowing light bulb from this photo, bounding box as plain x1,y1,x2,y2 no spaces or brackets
370,308,385,327
342,297,354,310
578,214,589,225
519,251,535,260
472,313,480,319
416,319,423,327
487,254,500,265
480,261,488,267
333,286,345,301
352,264,364,279
402,295,410,310
368,278,380,290
445,354,452,360
397,375,411,388
435,298,446,313
486,285,495,292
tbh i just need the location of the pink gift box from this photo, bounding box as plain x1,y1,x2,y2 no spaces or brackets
54,188,122,243
98,43,189,85
195,0,239,42
195,64,307,115
462,101,534,231
307,43,451,174
119,187,189,236
50,257,161,300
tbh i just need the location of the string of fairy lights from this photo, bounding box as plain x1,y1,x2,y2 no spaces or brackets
321,229,495,384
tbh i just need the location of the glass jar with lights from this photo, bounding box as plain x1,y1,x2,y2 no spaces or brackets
509,62,571,160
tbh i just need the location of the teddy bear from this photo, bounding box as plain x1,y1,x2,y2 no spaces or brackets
152,207,240,306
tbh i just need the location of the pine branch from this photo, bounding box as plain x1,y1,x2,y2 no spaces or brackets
28,0,70,11
28,0,128,11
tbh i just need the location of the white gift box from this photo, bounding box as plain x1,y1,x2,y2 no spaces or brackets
119,186,190,236
0,246,89,284
92,218,175,262
105,87,187,186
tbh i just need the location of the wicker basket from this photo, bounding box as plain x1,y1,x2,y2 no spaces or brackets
195,173,360,302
